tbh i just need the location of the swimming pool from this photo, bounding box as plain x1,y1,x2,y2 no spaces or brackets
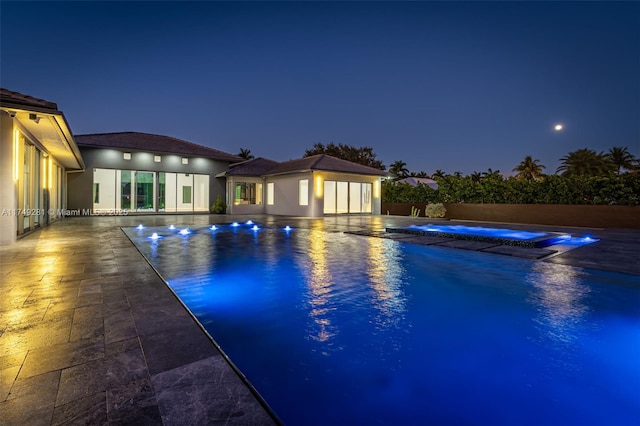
126,224,640,425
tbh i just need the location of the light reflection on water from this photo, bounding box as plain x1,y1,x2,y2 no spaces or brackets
366,236,407,329
526,263,590,346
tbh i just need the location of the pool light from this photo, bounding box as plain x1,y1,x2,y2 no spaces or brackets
169,225,176,230
179,228,190,235
284,225,292,232
149,233,160,240
136,224,144,230
246,220,254,225
210,225,218,231
232,222,240,227
252,225,259,231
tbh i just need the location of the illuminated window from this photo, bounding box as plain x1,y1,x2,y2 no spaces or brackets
299,179,309,206
267,182,274,205
123,152,131,160
182,157,189,165
154,155,161,163
234,182,262,205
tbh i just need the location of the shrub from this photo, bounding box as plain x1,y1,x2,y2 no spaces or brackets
210,195,227,214
425,203,447,218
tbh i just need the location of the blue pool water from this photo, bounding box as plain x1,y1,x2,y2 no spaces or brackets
409,224,549,240
127,224,640,425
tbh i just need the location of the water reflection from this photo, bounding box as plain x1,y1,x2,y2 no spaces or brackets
526,262,590,350
366,237,406,329
305,225,335,343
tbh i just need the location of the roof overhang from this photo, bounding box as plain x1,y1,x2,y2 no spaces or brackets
1,105,85,170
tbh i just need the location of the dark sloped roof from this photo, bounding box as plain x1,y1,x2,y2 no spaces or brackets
265,154,387,177
226,157,281,176
75,132,243,162
0,88,59,112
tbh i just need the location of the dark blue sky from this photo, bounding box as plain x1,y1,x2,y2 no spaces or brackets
2,1,638,175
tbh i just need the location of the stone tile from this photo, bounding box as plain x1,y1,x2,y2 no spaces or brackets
6,370,60,403
482,245,557,259
105,336,142,357
0,310,73,357
56,348,148,406
0,365,20,401
69,306,105,342
51,391,108,426
19,339,104,379
104,309,137,345
130,298,194,337
106,377,162,424
140,325,219,375
0,393,55,426
152,356,276,425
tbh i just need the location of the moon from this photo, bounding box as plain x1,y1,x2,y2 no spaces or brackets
554,124,564,131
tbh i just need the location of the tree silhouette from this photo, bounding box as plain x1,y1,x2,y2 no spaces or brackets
513,155,546,181
237,148,254,160
389,160,410,179
607,146,637,175
303,142,385,170
432,169,446,179
556,148,614,177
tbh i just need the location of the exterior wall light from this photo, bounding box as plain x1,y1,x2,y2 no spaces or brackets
182,157,189,165
154,155,161,163
123,152,131,160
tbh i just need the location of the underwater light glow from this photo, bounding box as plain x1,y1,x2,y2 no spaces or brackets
169,225,176,230
284,226,292,231
252,225,259,231
179,228,190,235
149,233,160,240
210,225,218,231
136,224,144,230
232,222,240,227
246,220,254,225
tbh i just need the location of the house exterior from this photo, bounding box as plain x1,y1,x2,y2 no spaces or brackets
223,155,387,217
0,88,85,245
67,132,242,214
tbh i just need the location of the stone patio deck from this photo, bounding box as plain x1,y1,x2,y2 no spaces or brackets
1,214,638,425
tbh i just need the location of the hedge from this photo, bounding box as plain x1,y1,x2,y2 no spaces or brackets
382,174,640,206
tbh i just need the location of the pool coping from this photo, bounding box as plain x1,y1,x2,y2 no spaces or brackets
119,226,284,425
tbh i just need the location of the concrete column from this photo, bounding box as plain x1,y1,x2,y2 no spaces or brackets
0,111,17,244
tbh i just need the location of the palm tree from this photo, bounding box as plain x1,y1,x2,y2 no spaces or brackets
556,148,615,177
513,155,546,181
470,171,482,183
607,146,637,175
389,160,410,179
237,148,254,160
432,169,446,179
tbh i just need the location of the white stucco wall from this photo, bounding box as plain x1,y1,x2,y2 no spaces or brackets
264,171,381,217
0,112,17,244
